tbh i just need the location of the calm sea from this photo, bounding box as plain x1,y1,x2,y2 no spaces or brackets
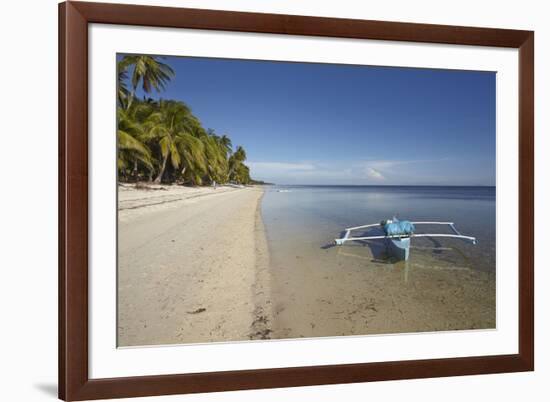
261,185,496,272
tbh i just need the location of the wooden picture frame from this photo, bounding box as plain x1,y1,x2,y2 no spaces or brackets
59,1,534,400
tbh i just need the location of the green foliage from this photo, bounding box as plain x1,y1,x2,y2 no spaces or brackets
118,55,175,110
116,55,253,185
117,107,153,178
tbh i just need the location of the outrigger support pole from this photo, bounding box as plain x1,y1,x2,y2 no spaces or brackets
334,222,477,246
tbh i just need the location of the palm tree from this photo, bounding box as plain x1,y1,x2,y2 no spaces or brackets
207,129,232,156
228,145,248,182
233,146,247,162
233,163,251,184
145,101,199,183
116,55,255,186
117,61,130,108
119,55,175,110
219,135,233,157
176,133,207,185
201,134,229,184
117,107,153,179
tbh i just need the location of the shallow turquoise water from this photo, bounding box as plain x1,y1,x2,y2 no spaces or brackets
262,186,496,272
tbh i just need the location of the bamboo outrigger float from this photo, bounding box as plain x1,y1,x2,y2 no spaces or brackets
334,219,476,261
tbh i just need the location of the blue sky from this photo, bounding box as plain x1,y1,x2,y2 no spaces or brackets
121,55,496,186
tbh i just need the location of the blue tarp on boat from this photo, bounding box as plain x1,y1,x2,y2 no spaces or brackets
383,219,415,236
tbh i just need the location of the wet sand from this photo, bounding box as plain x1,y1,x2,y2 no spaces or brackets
267,237,496,339
117,184,271,347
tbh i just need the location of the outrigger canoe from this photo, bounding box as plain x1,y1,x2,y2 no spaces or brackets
334,218,476,261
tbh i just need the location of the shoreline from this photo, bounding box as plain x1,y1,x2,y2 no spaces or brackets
249,190,274,340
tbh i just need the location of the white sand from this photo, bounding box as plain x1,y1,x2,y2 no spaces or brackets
117,184,271,346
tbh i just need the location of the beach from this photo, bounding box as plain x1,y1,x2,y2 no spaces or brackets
118,184,495,347
117,184,271,346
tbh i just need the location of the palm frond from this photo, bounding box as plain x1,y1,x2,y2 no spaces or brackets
117,129,153,170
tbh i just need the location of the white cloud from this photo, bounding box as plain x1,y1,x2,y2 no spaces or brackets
357,158,451,183
247,157,453,185
365,167,385,180
247,162,316,172
360,157,450,170
247,161,353,184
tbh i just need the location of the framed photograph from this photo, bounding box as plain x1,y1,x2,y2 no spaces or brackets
59,1,534,400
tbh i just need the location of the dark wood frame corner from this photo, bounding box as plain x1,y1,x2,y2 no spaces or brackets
59,1,534,400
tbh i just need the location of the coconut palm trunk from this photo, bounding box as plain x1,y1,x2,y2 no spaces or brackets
180,166,187,183
154,153,169,183
126,90,135,110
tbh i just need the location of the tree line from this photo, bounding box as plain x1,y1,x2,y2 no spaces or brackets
117,55,253,185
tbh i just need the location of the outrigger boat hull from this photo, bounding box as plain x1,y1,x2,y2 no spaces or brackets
387,237,410,261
